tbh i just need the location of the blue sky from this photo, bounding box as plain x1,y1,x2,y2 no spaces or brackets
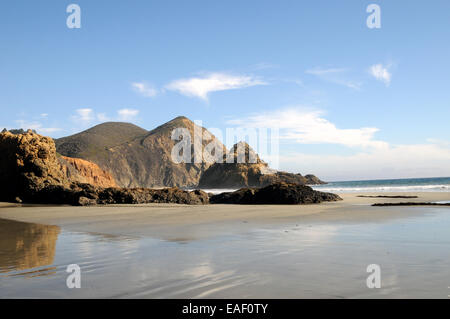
1,1,449,181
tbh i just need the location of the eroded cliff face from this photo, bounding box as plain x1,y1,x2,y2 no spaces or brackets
59,156,117,188
0,130,71,201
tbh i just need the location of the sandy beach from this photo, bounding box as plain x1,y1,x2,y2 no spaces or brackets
0,192,448,240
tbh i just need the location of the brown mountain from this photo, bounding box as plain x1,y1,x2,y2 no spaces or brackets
56,117,226,188
198,142,325,188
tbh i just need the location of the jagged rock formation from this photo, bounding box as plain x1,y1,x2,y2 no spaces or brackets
0,130,209,205
2,128,37,135
0,130,72,202
198,142,325,188
210,182,342,204
59,156,117,188
56,117,226,188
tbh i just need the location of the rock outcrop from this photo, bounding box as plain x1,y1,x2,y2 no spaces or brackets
2,128,37,135
210,182,342,204
372,202,450,207
36,183,209,206
198,142,325,188
0,130,72,202
59,156,117,188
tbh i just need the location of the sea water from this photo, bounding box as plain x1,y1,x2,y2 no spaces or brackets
312,177,450,193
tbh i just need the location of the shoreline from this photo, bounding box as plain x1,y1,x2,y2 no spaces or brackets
1,192,449,241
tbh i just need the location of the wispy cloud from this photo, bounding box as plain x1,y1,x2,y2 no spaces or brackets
306,67,362,90
166,72,266,101
71,108,140,127
369,63,392,86
117,108,139,121
132,82,158,97
227,107,387,149
74,108,95,124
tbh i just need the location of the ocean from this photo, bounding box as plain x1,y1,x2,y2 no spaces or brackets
199,177,450,194
311,177,450,193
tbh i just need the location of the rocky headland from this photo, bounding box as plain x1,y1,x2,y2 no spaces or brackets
198,142,325,188
0,130,208,205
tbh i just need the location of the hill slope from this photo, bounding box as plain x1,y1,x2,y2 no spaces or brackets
55,122,148,159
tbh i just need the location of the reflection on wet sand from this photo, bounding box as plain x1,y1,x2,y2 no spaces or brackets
0,218,60,274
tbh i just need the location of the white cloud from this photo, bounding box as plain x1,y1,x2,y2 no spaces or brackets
132,82,158,97
96,113,110,122
117,108,139,121
227,108,387,149
71,108,140,128
369,63,392,86
306,68,347,76
279,143,450,181
74,108,94,124
228,108,450,180
166,72,266,101
306,67,361,90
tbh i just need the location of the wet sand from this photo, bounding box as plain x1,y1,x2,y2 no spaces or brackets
0,192,449,241
1,192,450,298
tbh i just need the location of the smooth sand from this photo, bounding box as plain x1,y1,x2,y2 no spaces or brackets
1,192,449,241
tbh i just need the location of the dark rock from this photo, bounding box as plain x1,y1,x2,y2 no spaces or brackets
96,187,209,205
77,196,97,206
358,195,418,199
372,202,450,207
210,182,342,205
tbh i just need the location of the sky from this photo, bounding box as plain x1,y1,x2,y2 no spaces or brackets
1,0,449,181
